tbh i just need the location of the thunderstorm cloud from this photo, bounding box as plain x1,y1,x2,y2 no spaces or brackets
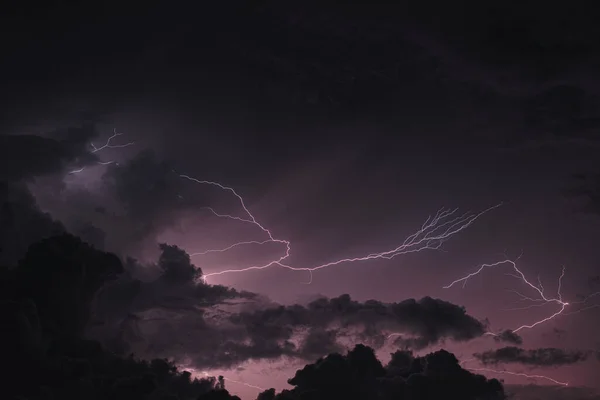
474,346,591,367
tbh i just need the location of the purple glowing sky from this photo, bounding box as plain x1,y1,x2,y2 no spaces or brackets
4,4,600,399
37,125,600,399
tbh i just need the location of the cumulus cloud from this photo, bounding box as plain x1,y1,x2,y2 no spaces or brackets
257,344,505,400
1,228,504,400
0,125,106,266
0,233,242,399
0,125,100,182
474,346,590,367
86,243,492,371
0,182,65,266
492,329,523,346
228,294,488,363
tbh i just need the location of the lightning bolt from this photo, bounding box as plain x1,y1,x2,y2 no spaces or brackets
179,173,501,283
199,371,265,392
90,129,135,153
68,129,134,174
219,377,265,392
444,257,600,333
460,358,569,386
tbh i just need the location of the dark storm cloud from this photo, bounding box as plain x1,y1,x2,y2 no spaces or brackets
0,125,100,181
88,243,264,368
230,294,487,354
91,244,256,322
89,244,491,370
101,150,183,220
0,233,241,399
492,329,523,346
257,344,504,400
0,125,105,266
96,149,226,254
297,328,344,359
474,346,590,367
0,182,65,266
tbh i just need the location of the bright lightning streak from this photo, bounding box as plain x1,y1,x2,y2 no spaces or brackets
460,358,569,386
444,258,600,333
469,367,569,386
191,240,274,256
199,371,265,392
220,377,265,392
68,129,133,174
179,173,501,283
90,129,135,153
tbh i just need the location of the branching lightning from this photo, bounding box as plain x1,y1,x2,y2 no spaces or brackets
460,359,569,386
444,256,600,334
179,173,501,283
68,129,134,174
176,366,265,392
90,129,135,153
61,133,600,391
200,371,265,392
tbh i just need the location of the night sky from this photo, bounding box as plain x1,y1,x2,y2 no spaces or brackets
2,2,600,399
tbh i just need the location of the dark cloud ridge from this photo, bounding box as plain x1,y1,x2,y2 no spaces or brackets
474,346,591,367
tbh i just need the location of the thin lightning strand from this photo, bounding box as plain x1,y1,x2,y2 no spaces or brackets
469,367,569,386
460,358,569,386
221,377,265,392
68,129,134,174
90,128,135,153
200,371,265,392
179,173,501,283
191,240,274,256
444,258,600,333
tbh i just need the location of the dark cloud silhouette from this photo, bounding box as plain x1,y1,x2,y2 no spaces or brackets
0,232,509,399
0,125,100,182
492,329,523,346
0,125,106,266
233,294,488,353
87,243,260,368
8,234,123,338
474,346,590,367
3,4,599,398
0,182,65,266
298,328,344,359
0,233,243,399
256,344,505,400
86,243,491,371
158,243,203,285
102,150,183,219
95,149,237,256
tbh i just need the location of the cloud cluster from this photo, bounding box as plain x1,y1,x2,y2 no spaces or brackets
232,293,487,355
257,344,505,400
0,125,104,266
0,233,241,399
87,241,491,370
474,346,590,367
0,125,100,182
492,329,523,346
